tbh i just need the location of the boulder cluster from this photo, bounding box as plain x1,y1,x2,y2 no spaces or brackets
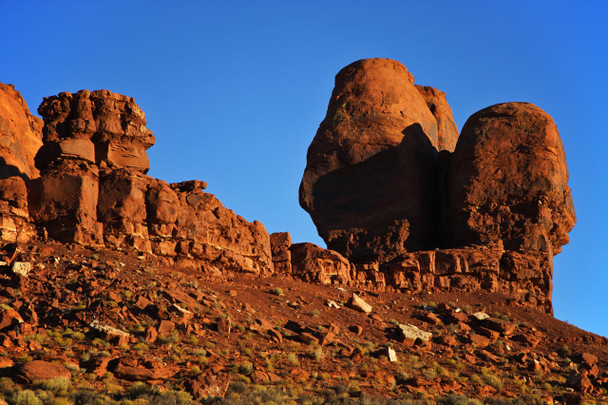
299,58,575,313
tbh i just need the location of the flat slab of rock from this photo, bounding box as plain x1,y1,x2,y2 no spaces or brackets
397,324,432,343
346,293,372,314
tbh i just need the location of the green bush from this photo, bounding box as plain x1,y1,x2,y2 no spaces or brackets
9,390,42,405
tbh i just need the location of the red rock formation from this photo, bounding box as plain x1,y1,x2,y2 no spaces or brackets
290,243,352,285
0,83,43,243
300,58,448,263
36,89,154,173
0,83,43,180
0,177,35,243
270,232,292,274
299,62,575,313
25,88,274,274
149,179,273,275
447,102,575,255
415,85,459,152
28,160,103,244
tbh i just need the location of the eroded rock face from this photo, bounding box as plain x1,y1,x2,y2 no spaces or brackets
447,102,576,255
0,83,43,180
290,243,352,285
0,83,43,243
270,232,292,274
28,159,103,244
415,85,459,152
0,177,35,243
299,61,575,313
37,89,155,173
300,58,445,263
24,88,274,274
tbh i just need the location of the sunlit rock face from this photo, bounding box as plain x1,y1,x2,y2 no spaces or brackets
299,58,458,263
299,59,575,314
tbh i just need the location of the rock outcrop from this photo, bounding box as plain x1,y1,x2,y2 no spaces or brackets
290,242,352,285
0,83,43,180
415,85,459,152
36,90,154,173
299,59,575,313
0,85,273,275
299,58,458,263
447,102,575,255
0,84,43,243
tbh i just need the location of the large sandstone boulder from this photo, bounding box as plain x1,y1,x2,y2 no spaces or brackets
447,102,576,254
36,89,155,173
300,58,447,263
0,83,43,180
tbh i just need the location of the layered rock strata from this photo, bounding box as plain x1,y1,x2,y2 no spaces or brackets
0,84,43,243
299,58,575,313
0,85,273,275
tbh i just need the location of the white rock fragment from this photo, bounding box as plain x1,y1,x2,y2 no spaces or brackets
472,311,490,321
12,262,31,277
347,293,372,314
397,323,432,342
387,347,398,362
325,300,341,309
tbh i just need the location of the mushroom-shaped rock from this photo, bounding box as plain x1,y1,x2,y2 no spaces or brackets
447,102,575,254
300,58,445,263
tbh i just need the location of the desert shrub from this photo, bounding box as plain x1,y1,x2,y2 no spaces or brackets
9,389,42,405
238,361,253,375
287,353,299,366
0,377,17,396
125,382,193,404
36,377,72,395
557,344,571,358
438,395,483,405
481,373,503,391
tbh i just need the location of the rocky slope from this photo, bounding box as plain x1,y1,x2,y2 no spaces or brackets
0,61,601,404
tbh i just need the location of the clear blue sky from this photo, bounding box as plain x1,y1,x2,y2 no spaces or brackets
2,1,607,337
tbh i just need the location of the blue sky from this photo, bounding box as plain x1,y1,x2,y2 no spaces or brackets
2,1,607,337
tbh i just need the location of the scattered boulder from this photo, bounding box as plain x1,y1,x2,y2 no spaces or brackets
111,358,176,381
395,324,432,345
17,360,71,382
346,293,372,314
11,261,31,277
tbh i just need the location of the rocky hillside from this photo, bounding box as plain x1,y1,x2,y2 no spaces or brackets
0,59,605,404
